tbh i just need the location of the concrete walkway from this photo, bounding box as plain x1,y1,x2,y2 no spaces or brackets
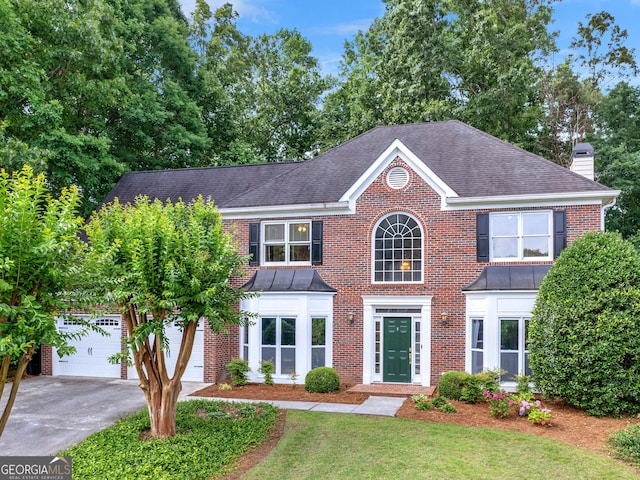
187,394,406,417
1,377,406,456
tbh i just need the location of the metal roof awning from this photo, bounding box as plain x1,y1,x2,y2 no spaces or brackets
242,269,337,293
462,265,552,291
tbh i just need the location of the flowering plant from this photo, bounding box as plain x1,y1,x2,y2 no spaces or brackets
483,389,511,418
513,397,552,425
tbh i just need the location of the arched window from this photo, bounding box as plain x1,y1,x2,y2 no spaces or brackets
373,213,423,282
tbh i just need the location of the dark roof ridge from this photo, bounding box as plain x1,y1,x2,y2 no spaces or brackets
117,160,306,177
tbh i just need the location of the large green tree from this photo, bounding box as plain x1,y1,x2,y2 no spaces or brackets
590,82,640,239
320,0,556,150
0,166,84,437
1,0,210,217
80,196,252,438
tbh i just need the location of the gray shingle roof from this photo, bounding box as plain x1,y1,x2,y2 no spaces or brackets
102,120,612,208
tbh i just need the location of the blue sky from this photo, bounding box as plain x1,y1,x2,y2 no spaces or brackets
178,0,640,80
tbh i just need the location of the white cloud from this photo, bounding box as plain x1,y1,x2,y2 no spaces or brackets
309,19,374,37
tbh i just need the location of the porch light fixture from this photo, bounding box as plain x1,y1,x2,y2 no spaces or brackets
347,313,355,324
440,311,449,326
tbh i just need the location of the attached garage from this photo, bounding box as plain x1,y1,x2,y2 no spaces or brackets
53,315,122,378
127,320,205,382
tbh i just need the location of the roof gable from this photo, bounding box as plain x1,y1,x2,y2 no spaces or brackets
102,120,617,215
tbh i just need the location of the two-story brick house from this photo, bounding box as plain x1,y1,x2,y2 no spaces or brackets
41,121,617,388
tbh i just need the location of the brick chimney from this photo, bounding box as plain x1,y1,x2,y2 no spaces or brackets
571,143,594,181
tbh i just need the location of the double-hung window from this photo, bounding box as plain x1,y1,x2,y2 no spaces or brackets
470,318,484,374
261,317,296,375
263,221,311,265
500,317,531,382
311,317,326,369
491,212,552,261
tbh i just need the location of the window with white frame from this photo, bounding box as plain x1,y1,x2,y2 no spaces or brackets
500,317,531,382
490,212,552,261
261,317,296,375
470,318,484,374
373,213,423,282
263,221,311,265
311,317,326,369
241,323,249,360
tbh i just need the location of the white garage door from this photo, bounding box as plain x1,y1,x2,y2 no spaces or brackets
128,320,204,382
53,315,122,378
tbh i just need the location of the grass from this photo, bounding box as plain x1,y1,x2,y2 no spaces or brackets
609,423,640,466
58,402,639,480
58,400,278,480
242,411,639,480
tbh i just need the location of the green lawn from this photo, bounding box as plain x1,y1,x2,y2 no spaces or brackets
241,410,638,480
59,402,638,480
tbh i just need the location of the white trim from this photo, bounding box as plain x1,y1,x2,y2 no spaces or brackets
362,296,432,386
340,139,458,208
489,211,553,262
241,291,334,384
262,219,312,266
463,290,537,387
444,190,620,210
220,202,352,219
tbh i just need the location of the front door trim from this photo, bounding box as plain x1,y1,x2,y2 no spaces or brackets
362,296,432,386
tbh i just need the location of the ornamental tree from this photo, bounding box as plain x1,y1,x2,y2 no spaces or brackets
80,195,252,438
0,166,84,437
529,231,640,416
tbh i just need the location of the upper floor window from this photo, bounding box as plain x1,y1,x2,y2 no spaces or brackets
263,221,311,264
490,212,552,261
249,220,323,267
373,213,423,282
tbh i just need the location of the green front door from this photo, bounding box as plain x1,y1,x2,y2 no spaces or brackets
383,317,411,383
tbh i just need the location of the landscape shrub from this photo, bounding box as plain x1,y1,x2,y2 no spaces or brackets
60,400,278,479
609,424,640,465
259,360,275,386
529,231,640,417
305,367,340,393
437,371,471,400
227,358,250,386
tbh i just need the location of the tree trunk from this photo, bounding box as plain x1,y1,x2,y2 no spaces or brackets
0,349,32,438
146,375,182,438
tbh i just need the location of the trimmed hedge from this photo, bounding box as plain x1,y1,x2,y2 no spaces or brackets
437,371,471,400
305,367,340,393
529,231,640,417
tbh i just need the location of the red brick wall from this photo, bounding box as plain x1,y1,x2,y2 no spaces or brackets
39,159,604,386
225,158,603,385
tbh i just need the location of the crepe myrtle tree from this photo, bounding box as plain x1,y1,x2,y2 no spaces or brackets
80,195,253,438
0,166,85,437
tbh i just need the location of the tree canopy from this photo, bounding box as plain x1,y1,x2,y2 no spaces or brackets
79,195,253,438
1,0,640,234
0,166,84,437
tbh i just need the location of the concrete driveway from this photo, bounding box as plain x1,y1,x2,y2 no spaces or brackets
0,376,209,456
